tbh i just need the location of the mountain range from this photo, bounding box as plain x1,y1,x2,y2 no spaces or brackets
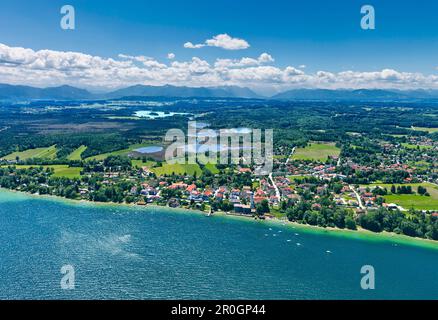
2,83,438,101
0,84,260,101
271,88,438,101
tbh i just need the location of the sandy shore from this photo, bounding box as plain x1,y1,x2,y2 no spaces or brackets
1,187,438,250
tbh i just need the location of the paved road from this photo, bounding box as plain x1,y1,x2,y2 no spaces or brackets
269,173,281,202
285,147,296,165
350,185,365,209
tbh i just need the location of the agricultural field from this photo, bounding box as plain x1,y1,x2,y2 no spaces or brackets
85,143,154,161
292,143,340,161
411,127,438,133
67,145,88,160
151,163,202,177
204,163,219,174
2,165,82,179
3,145,57,161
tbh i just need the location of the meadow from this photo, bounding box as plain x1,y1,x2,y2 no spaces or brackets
2,165,82,179
362,182,438,210
384,194,438,211
401,143,433,150
85,143,154,161
411,127,438,133
292,143,341,161
3,145,57,161
151,163,203,177
67,145,88,160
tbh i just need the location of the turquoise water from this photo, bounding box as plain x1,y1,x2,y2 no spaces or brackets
0,190,437,300
134,146,164,154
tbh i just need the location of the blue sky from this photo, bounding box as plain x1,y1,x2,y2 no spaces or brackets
1,0,438,93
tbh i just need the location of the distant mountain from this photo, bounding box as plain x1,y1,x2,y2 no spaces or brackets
106,84,260,99
0,84,93,100
0,84,261,100
272,88,438,101
3,84,438,102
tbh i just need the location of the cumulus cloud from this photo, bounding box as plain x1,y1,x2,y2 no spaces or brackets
184,34,250,50
214,53,274,69
183,42,205,49
167,53,175,60
1,42,438,91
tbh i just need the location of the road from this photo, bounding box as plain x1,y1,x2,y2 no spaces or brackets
285,147,296,165
269,173,281,202
350,185,365,209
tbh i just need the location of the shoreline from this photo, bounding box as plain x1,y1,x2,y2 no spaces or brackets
1,187,438,251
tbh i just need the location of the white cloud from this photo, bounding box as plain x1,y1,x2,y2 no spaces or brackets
167,53,175,60
183,42,205,49
214,53,274,69
1,42,438,91
184,34,250,50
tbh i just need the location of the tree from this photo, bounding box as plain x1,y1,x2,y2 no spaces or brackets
418,186,427,196
256,199,270,216
345,216,357,230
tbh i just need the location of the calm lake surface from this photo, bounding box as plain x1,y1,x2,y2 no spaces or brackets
0,190,437,300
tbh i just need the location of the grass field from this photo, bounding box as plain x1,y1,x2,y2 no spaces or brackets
384,194,438,211
67,145,88,160
85,143,152,161
131,160,156,168
288,175,313,182
292,143,340,161
4,165,82,179
401,143,432,150
411,127,438,133
362,182,438,210
151,163,203,177
3,145,57,161
204,163,219,174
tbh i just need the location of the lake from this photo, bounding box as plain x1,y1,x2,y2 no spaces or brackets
133,146,164,154
134,110,189,119
0,190,437,300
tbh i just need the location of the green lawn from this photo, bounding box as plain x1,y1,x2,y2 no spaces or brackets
288,175,313,182
3,145,57,161
292,143,340,161
384,194,438,211
152,163,203,177
67,145,87,160
4,165,82,179
131,159,156,168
